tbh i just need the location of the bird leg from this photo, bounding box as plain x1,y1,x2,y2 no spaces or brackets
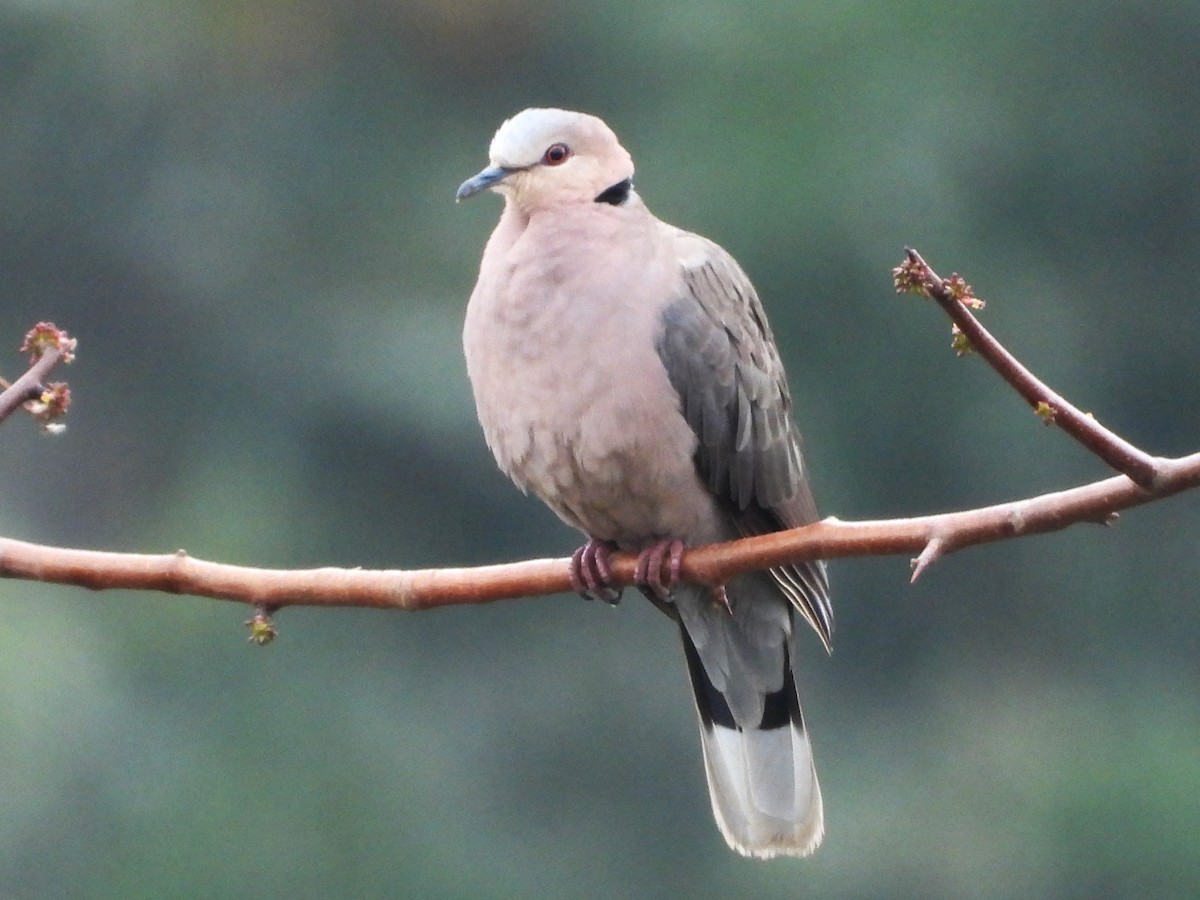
569,538,622,604
634,538,685,601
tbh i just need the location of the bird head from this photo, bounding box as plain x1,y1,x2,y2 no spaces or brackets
456,108,635,211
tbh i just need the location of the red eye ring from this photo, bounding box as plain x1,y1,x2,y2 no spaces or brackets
542,142,571,166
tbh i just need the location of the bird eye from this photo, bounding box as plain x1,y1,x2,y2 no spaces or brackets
542,142,571,166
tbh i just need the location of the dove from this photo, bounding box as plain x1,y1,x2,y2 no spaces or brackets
457,108,832,858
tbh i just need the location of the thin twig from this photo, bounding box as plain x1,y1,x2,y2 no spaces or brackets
903,248,1161,487
0,347,63,425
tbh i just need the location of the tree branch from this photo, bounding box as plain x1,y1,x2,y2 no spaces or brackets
0,322,75,429
1,253,1195,630
0,452,1195,610
898,249,1162,486
0,346,64,424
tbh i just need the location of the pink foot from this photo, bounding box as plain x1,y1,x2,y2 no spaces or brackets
569,538,622,604
634,539,685,601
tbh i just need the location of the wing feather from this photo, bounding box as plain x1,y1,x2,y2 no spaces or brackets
655,232,833,649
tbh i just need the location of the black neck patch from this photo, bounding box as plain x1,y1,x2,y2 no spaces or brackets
594,178,632,206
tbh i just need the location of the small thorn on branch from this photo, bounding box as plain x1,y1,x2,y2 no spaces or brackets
910,536,946,583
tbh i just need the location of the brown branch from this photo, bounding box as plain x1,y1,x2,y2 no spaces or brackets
1,254,1195,626
2,449,1197,610
901,248,1161,487
0,346,64,424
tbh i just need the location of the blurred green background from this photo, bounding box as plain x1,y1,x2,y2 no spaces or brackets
3,1,1200,897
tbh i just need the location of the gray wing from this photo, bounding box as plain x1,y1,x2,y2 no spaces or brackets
655,234,833,650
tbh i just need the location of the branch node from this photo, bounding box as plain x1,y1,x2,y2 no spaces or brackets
246,604,278,646
1034,401,1057,424
950,325,974,356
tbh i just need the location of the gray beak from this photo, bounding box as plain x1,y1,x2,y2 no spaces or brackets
456,165,513,201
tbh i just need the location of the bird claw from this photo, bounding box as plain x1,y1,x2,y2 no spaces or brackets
634,538,685,601
569,538,622,605
708,584,733,616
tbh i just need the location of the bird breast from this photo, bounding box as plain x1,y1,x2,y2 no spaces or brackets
463,206,723,548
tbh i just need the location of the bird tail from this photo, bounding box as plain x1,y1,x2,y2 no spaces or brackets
679,617,823,858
